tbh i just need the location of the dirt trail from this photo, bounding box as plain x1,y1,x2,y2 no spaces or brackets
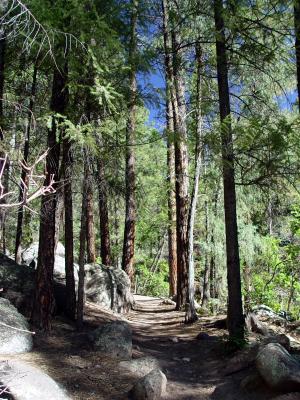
127,295,280,400
0,295,289,400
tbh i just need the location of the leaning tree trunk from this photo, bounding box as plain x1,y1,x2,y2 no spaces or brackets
162,0,177,297
15,62,38,263
122,0,138,282
214,0,244,342
63,137,76,320
31,65,67,331
186,41,203,323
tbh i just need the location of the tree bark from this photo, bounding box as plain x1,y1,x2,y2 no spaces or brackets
15,63,38,263
0,35,6,250
31,66,67,331
186,41,203,322
122,0,138,282
172,30,189,310
214,0,244,342
295,0,300,112
202,202,210,307
77,153,89,330
97,154,111,266
63,138,76,319
162,0,177,297
85,176,95,264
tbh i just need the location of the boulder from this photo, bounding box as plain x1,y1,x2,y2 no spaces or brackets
260,334,291,352
119,357,160,378
0,254,34,314
245,313,269,335
129,369,167,400
89,321,132,360
0,298,32,354
252,305,286,326
0,360,70,399
85,263,133,313
256,343,300,391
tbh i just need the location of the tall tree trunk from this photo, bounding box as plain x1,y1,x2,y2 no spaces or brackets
0,34,6,250
214,0,244,342
77,153,89,329
172,30,189,310
186,42,203,322
122,0,138,282
209,189,219,298
162,0,177,297
295,0,300,112
15,63,38,263
97,154,111,266
202,202,210,307
63,138,76,319
31,66,67,330
85,178,96,264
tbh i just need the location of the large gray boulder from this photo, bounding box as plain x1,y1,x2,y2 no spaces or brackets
0,254,34,314
89,321,132,360
119,357,161,378
0,298,32,354
129,369,167,400
21,242,78,281
256,343,300,391
85,263,133,313
0,360,70,399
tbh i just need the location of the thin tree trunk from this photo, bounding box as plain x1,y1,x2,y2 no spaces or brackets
85,174,96,264
97,154,111,266
214,0,244,342
31,66,67,330
63,138,76,319
77,153,89,330
0,35,6,250
202,202,210,307
295,0,300,112
162,0,177,297
209,189,219,298
122,0,138,282
186,42,203,322
15,63,38,263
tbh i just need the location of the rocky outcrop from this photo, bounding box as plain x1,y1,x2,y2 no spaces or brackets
0,298,32,354
129,369,167,400
85,263,133,313
0,244,133,315
0,360,70,399
89,321,132,360
256,343,300,391
119,357,161,378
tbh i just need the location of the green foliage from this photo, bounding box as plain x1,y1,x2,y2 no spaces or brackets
135,260,169,297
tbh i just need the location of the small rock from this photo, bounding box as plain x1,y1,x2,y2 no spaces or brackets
89,321,132,360
119,357,160,378
171,337,179,343
182,357,191,362
129,369,167,400
256,343,300,391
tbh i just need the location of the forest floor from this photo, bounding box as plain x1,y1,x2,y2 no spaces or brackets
2,295,300,400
